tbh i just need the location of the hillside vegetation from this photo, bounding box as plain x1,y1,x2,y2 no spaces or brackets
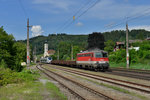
20,29,150,55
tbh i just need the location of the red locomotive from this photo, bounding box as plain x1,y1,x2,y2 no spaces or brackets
51,49,109,71
76,49,109,71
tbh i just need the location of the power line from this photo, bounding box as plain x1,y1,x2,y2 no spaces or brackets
60,0,101,32
128,10,150,22
54,0,94,34
104,7,150,31
127,7,150,20
18,0,28,18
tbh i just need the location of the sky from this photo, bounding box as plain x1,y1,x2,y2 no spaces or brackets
1,0,150,40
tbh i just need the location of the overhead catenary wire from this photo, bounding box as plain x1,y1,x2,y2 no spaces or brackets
61,0,101,32
54,0,95,34
55,0,101,33
18,0,28,18
104,7,150,31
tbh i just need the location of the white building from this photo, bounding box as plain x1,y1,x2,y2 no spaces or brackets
44,43,49,57
129,47,140,51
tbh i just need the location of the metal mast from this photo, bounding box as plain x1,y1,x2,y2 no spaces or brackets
126,22,129,69
27,18,30,66
71,45,73,60
57,49,59,60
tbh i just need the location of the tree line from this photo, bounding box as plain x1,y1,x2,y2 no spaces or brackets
0,27,26,71
20,29,150,55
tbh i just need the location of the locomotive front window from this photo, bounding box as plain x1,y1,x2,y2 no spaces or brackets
48,57,52,60
95,52,102,58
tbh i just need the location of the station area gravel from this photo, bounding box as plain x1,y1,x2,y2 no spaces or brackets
43,64,150,100
46,64,150,86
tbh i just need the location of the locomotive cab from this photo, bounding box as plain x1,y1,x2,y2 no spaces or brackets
94,52,109,71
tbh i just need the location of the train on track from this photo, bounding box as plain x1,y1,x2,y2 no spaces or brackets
51,49,109,71
40,57,52,64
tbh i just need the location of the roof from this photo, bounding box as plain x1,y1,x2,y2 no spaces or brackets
116,40,143,45
116,42,125,45
47,49,55,54
78,48,107,54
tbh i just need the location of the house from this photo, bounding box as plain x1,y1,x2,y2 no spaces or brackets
48,50,55,56
114,42,125,51
114,40,142,51
146,37,150,40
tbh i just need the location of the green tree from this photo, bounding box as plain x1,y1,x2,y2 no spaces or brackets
136,33,144,40
0,26,26,71
109,49,126,63
104,40,115,54
73,46,81,60
87,32,105,50
58,41,71,60
0,26,15,68
13,42,26,71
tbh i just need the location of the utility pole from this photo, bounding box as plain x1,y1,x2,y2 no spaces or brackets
57,49,59,60
71,45,73,60
33,46,37,63
26,18,32,67
27,18,30,67
126,22,129,69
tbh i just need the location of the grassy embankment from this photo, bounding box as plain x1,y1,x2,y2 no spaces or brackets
110,62,150,70
0,67,67,100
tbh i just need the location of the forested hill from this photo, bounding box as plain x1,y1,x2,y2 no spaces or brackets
20,34,88,55
19,29,150,55
103,29,150,42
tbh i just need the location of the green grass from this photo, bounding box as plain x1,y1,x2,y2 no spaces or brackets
110,62,150,70
46,82,67,100
0,82,42,100
0,81,67,100
0,68,40,86
110,62,126,68
0,67,67,100
129,63,150,70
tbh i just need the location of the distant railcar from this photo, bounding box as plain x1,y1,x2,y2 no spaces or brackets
40,57,52,64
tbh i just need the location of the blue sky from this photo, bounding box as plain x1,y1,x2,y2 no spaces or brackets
1,0,150,40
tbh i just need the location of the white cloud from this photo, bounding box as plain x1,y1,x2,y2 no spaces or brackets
76,22,83,26
129,25,150,31
31,25,44,37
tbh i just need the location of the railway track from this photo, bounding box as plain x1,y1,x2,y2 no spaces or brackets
36,65,113,100
108,68,150,80
110,67,150,74
45,64,150,94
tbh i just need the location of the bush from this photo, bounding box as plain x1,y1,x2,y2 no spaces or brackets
0,59,7,68
0,68,19,86
108,40,150,66
51,55,57,60
0,68,39,86
109,49,126,63
129,49,138,64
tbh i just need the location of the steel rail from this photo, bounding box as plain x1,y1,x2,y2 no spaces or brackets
47,65,150,94
110,68,150,74
36,65,86,100
106,71,150,80
39,65,114,100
